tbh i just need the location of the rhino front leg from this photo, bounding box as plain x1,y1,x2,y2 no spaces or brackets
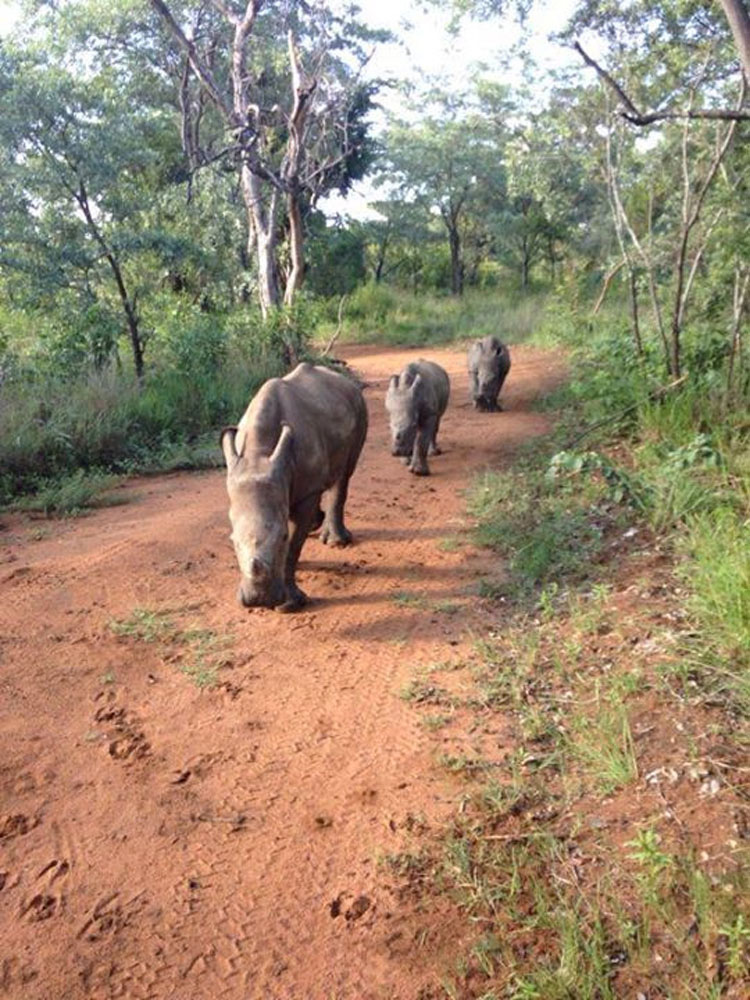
469,370,479,407
279,495,320,612
409,419,433,476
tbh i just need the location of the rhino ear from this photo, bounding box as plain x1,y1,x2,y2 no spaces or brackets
409,373,422,393
269,423,294,477
220,426,240,469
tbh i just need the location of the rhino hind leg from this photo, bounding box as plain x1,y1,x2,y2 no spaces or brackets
320,459,358,547
428,416,442,456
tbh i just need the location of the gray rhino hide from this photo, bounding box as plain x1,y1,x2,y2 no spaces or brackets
467,336,511,412
385,359,450,475
221,362,367,611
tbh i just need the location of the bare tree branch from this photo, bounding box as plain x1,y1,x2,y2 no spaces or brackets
208,0,240,26
574,40,750,124
150,0,236,123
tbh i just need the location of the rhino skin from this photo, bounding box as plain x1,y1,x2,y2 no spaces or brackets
221,362,367,612
467,336,511,412
385,359,450,476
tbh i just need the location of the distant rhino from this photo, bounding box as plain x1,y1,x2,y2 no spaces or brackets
221,363,367,611
385,359,450,476
468,336,511,411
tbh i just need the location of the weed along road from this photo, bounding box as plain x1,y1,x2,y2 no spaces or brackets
0,344,564,1000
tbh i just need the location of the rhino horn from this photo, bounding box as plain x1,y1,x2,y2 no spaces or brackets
270,423,294,473
389,374,399,390
409,373,422,393
220,426,241,469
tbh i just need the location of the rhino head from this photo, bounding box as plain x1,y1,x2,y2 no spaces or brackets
221,423,294,608
385,370,422,457
471,339,505,411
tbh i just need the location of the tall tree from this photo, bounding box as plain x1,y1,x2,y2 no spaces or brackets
149,0,381,316
382,86,503,296
0,44,179,378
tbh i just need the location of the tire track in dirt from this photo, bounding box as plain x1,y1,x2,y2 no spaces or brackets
0,344,565,1000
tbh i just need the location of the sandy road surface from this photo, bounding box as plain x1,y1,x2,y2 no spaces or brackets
0,344,564,1000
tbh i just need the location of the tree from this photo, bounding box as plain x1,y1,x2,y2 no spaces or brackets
0,44,180,378
382,86,503,296
149,0,382,316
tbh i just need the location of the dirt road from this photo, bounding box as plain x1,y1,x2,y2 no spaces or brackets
0,344,563,1000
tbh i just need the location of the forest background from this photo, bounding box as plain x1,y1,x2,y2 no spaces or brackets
4,3,750,994
1,0,748,506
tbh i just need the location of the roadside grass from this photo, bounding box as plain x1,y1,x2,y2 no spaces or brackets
316,286,550,349
398,578,750,997
109,607,232,690
465,460,617,596
388,303,750,998
0,302,311,507
391,589,430,609
110,607,176,643
400,674,456,707
9,469,128,516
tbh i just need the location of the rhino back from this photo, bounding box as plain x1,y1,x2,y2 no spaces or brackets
238,364,366,496
413,359,450,416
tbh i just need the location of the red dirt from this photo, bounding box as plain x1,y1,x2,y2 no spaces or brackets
0,344,565,1000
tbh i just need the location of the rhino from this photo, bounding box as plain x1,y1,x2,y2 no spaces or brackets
385,359,450,476
221,362,367,611
468,336,511,411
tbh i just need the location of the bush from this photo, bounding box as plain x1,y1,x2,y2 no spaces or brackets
0,302,314,506
322,286,551,348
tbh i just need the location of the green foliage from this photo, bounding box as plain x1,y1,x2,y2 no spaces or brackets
568,702,639,794
680,509,750,714
0,304,305,504
305,217,367,297
534,292,750,719
327,287,548,348
10,470,124,516
110,608,176,644
467,461,611,592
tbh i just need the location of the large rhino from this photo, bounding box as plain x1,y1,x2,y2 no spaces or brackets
221,363,367,611
468,336,511,411
385,359,450,476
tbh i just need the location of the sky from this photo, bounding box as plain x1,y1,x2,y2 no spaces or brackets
321,0,580,218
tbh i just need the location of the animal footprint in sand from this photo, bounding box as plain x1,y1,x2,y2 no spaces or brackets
20,859,70,924
93,695,150,762
0,814,35,842
77,891,145,943
21,893,59,923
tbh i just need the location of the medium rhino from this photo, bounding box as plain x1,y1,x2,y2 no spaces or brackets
385,359,450,476
221,362,367,611
468,336,511,411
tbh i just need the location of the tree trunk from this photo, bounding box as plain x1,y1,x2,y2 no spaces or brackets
374,227,391,283
718,0,750,83
521,251,530,289
241,165,280,318
628,268,643,357
283,188,305,307
449,227,463,296
727,263,750,391
76,181,145,380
